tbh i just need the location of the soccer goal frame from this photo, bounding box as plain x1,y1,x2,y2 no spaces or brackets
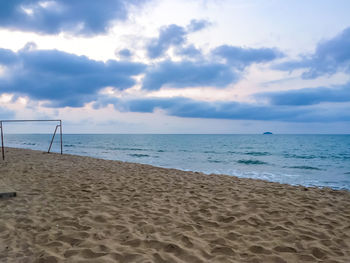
0,119,63,160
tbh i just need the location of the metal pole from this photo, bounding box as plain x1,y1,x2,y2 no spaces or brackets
60,120,63,155
48,125,59,153
1,120,61,123
0,119,63,158
0,121,4,160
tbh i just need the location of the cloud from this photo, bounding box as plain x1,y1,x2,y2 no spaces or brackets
175,44,202,58
146,19,210,59
146,24,187,59
258,83,350,106
95,96,350,122
118,48,132,59
142,60,236,90
212,45,284,70
276,27,350,79
0,48,18,65
187,19,211,32
142,44,283,91
0,0,146,35
0,46,146,107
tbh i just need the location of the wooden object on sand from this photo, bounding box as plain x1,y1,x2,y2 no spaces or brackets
0,179,16,198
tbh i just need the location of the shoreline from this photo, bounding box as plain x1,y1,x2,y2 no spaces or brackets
5,145,349,191
1,147,350,262
3,134,350,191
0,146,309,188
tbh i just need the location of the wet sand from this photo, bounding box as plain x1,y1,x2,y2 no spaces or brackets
0,147,350,262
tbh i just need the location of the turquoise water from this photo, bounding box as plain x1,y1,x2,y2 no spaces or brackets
3,134,350,190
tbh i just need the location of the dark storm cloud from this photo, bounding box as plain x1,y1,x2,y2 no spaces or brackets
0,0,146,35
0,47,146,107
146,19,211,59
94,96,350,122
187,19,211,32
258,83,350,106
212,45,284,70
276,27,350,78
146,24,188,59
142,45,283,91
0,48,18,65
175,44,202,58
141,60,237,91
142,20,284,90
118,48,132,58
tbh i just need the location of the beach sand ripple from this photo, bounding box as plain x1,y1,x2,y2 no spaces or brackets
0,148,350,262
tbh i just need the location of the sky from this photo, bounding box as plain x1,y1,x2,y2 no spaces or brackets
0,0,350,134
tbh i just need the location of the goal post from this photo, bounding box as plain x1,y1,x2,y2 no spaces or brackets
0,119,63,160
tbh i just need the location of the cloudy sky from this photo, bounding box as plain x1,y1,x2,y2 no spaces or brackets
0,0,349,133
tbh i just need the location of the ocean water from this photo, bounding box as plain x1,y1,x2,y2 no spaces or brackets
3,134,350,190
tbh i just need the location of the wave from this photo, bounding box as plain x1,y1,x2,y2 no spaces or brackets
107,147,146,151
128,154,150,158
317,154,350,160
284,153,349,161
288,165,322,171
332,154,350,160
207,159,222,163
283,153,316,159
237,159,268,165
244,151,271,156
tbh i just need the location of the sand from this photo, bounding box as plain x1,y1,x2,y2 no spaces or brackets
0,147,349,263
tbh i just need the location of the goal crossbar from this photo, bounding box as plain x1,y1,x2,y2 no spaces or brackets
0,120,63,160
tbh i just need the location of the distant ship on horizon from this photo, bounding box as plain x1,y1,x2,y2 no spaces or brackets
263,132,273,134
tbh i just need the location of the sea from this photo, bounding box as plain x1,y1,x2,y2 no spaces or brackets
3,134,350,190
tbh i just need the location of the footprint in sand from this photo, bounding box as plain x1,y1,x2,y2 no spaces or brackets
180,235,194,248
37,255,59,263
56,235,82,246
311,247,327,259
249,245,272,254
211,246,235,256
225,231,242,241
80,248,107,259
273,246,297,253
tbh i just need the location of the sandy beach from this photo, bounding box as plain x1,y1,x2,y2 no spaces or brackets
0,147,349,263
